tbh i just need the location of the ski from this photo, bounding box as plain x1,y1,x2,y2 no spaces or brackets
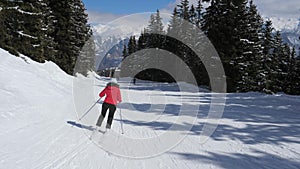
89,127,109,140
98,129,107,134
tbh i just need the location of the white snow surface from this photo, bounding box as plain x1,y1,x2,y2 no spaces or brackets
1,48,300,169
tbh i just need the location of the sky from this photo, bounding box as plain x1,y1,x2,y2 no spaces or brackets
82,0,300,29
82,0,174,14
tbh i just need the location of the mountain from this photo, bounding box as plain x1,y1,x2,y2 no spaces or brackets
269,17,299,31
92,23,146,71
97,38,128,71
263,16,299,55
280,19,300,55
91,14,300,74
91,13,171,72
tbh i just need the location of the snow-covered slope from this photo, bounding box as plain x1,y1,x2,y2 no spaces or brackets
1,48,300,168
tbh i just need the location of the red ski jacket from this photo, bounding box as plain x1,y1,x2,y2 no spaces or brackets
99,82,122,106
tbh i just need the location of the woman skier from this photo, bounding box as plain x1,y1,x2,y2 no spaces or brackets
96,79,122,130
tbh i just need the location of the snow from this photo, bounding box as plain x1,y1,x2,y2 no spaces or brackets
17,31,38,39
92,12,171,68
92,22,144,41
281,21,300,54
92,13,170,41
7,6,41,15
1,48,300,168
240,39,255,44
265,17,299,31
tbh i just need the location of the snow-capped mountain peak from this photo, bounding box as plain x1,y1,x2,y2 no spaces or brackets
92,23,143,41
268,17,300,31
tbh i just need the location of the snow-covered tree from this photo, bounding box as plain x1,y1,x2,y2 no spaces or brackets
127,36,137,55
49,0,91,75
146,10,164,35
0,1,18,55
236,0,264,92
0,0,91,75
0,0,48,61
260,20,275,93
177,0,190,20
189,5,196,25
285,47,300,94
195,0,203,28
75,36,95,76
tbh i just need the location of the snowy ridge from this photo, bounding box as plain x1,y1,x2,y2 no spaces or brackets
92,23,142,41
91,12,172,69
92,22,141,69
0,48,300,168
268,17,299,31
261,16,300,54
280,19,300,54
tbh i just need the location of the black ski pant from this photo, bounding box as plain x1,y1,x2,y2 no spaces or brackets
96,102,116,129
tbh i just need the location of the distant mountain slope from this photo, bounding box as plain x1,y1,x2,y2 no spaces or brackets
92,22,146,71
91,15,300,73
281,20,300,54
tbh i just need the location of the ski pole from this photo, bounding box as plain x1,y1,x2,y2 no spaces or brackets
79,98,101,121
119,107,124,134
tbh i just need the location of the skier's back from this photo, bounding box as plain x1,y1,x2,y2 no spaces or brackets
96,79,122,129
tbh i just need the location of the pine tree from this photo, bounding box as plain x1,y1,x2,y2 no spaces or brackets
225,0,250,92
177,0,190,20
69,0,91,74
167,7,181,37
299,36,300,57
128,36,137,55
146,10,164,35
286,47,300,94
0,1,17,55
167,1,208,86
261,20,275,93
49,0,90,75
189,5,196,25
75,36,95,76
166,7,182,80
147,14,156,33
40,0,57,61
137,31,147,50
242,0,264,92
272,31,290,92
154,10,164,34
145,10,165,50
235,0,264,92
122,43,128,59
202,0,249,92
195,0,203,28
0,0,46,61
0,0,91,75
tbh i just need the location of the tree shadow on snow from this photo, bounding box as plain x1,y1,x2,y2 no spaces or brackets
115,86,300,168
119,102,182,116
170,150,300,169
119,92,300,146
207,93,300,145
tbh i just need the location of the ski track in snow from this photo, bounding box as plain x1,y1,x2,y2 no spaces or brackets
0,48,300,169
